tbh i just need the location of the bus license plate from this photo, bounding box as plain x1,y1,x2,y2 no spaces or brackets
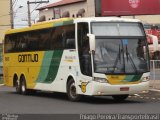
120,87,129,91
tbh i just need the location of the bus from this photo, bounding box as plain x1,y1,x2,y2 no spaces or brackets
3,17,150,101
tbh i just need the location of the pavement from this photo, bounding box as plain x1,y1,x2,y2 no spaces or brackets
149,80,160,91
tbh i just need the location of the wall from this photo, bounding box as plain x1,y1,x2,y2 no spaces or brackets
0,0,10,43
0,0,9,75
122,15,160,24
39,0,95,21
135,15,160,24
39,8,54,21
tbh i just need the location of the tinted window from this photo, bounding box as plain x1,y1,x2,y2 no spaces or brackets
77,22,92,76
4,24,75,53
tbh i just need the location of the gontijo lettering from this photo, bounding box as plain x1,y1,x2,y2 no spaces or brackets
18,54,38,62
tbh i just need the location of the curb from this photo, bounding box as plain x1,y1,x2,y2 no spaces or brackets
0,84,4,86
149,89,160,92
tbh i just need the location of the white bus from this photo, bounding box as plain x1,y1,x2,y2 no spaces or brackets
4,17,150,101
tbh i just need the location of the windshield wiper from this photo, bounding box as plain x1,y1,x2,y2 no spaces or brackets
125,45,138,73
112,44,122,73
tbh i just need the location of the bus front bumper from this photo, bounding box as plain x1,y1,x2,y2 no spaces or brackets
86,81,150,96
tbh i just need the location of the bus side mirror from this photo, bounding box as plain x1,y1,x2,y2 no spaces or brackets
87,34,95,51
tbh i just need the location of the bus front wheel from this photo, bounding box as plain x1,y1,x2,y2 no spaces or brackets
112,95,129,101
67,79,81,101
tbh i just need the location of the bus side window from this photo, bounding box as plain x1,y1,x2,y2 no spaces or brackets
50,26,64,50
5,34,22,53
78,22,92,76
66,39,75,49
4,35,12,53
63,25,75,49
38,29,51,50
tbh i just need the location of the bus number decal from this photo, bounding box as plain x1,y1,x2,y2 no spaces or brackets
18,54,38,62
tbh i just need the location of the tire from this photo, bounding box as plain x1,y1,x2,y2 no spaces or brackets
112,95,129,101
15,79,21,94
67,79,81,101
20,76,27,95
20,76,36,95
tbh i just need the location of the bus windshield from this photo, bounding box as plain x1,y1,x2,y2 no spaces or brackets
92,22,145,36
91,22,150,74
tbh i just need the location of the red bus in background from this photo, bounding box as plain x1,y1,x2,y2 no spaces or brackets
145,28,160,44
144,25,160,60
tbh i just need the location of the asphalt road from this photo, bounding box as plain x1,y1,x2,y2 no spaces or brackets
0,86,160,114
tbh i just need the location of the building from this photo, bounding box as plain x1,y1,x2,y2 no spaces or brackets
0,0,10,75
0,0,10,43
37,0,95,21
37,0,160,24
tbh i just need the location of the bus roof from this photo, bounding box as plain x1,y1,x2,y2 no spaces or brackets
5,17,141,35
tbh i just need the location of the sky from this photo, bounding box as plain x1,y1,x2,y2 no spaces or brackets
14,0,61,28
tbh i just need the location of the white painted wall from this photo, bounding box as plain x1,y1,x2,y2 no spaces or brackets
39,0,95,21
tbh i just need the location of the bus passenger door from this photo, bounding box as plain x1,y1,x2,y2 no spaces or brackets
77,22,92,77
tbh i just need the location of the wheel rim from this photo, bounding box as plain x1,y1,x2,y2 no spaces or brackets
21,82,26,93
15,80,19,92
70,83,77,99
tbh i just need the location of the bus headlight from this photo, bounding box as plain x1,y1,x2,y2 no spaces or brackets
94,77,108,83
141,76,150,82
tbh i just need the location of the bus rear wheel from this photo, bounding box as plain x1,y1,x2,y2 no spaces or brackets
112,95,129,101
67,79,81,101
15,79,21,94
20,76,27,95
